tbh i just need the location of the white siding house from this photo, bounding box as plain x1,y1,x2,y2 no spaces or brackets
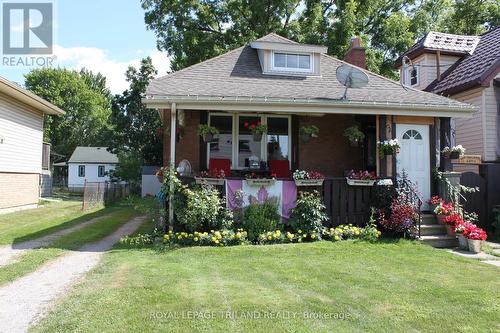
0,76,64,213
67,147,119,192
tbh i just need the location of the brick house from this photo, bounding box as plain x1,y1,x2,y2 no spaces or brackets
395,27,500,170
0,76,64,213
144,33,475,215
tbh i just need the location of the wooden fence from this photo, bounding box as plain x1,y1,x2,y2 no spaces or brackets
322,177,380,226
82,181,130,210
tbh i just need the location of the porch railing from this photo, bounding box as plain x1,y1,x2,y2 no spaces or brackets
322,177,379,226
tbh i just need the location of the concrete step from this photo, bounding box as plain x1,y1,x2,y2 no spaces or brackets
420,235,458,248
421,214,438,225
418,224,447,236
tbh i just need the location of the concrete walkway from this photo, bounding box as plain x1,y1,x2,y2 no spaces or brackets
0,215,147,333
0,213,111,267
448,241,500,267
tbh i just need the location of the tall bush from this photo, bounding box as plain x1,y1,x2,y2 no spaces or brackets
288,191,328,235
241,200,280,241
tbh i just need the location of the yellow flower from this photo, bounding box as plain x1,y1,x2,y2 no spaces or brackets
268,236,273,240
194,237,199,242
211,237,217,242
311,234,316,239
236,233,241,239
354,231,360,236
163,235,170,240
177,235,182,240
168,230,173,234
215,231,221,238
298,230,302,234
230,235,235,240
334,236,340,241
214,239,219,244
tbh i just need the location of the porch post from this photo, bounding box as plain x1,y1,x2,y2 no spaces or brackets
439,117,452,171
169,103,177,229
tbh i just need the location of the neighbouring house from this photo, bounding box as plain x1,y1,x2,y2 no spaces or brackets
0,76,65,213
395,27,500,171
67,147,118,192
143,33,475,238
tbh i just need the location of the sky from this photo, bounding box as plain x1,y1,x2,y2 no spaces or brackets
0,0,171,94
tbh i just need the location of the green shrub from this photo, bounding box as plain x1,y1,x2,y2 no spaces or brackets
288,191,328,236
176,185,232,232
241,200,280,241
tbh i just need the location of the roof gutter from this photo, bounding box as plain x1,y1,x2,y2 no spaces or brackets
142,95,476,118
0,76,65,115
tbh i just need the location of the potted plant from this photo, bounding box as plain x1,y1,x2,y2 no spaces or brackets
464,225,487,253
299,125,319,143
441,145,466,159
346,170,376,186
433,201,454,224
197,124,219,143
293,169,325,186
244,121,267,141
443,213,463,237
343,125,365,147
377,139,400,158
195,169,226,186
455,221,474,250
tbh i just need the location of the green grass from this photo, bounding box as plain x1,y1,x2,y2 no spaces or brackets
0,200,107,245
0,204,140,286
31,240,500,333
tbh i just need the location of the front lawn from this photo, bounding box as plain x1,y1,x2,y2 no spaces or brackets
32,240,500,333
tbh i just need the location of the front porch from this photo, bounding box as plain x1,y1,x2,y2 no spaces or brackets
160,109,453,225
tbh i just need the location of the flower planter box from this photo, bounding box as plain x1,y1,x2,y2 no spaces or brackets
294,179,324,187
457,234,468,250
346,178,376,186
245,178,275,187
194,177,225,186
467,239,482,253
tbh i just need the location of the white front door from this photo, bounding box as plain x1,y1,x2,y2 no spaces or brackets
395,124,431,210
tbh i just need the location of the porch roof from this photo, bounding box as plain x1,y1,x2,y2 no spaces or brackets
145,34,476,118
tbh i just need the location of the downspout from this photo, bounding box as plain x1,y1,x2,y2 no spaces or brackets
169,103,177,229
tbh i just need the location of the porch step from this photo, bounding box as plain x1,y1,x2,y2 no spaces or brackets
420,235,458,248
421,214,438,225
418,224,447,236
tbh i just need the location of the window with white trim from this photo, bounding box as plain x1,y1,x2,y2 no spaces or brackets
207,113,291,169
272,52,312,72
98,165,105,177
404,65,419,86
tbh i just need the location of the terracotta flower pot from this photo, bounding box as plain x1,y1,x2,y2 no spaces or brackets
253,133,263,142
457,234,468,250
436,214,446,225
467,239,482,253
445,224,456,237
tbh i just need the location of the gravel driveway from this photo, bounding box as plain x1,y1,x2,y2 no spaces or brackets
0,215,147,333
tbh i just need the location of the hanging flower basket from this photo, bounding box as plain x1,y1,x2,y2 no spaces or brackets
299,125,319,143
253,133,263,142
195,177,225,186
198,124,219,143
300,134,312,143
245,178,275,187
346,178,376,186
442,145,466,159
295,179,324,187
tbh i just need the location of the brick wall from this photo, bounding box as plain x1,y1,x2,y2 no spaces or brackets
163,109,201,172
0,173,39,209
298,114,364,176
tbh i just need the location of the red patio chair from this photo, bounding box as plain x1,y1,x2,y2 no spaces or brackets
209,158,231,177
269,160,291,179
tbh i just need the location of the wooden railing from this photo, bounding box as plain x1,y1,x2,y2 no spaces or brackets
322,177,378,226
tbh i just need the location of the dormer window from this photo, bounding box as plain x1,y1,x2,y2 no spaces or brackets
404,65,419,86
272,52,313,72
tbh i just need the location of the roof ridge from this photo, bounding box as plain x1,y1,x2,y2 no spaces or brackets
256,32,298,44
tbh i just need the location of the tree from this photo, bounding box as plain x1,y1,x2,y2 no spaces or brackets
109,57,162,166
142,0,499,78
24,68,112,158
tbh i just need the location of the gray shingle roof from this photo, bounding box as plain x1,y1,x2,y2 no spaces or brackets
147,34,472,110
422,31,480,54
68,147,118,164
426,27,500,95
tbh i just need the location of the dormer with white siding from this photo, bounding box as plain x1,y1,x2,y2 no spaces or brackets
250,33,327,76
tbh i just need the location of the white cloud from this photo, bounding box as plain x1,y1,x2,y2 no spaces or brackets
52,44,170,94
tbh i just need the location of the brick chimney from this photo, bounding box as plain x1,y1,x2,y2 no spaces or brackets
344,37,366,69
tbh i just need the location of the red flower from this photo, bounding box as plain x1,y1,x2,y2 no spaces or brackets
244,122,249,128
427,196,443,206
443,213,463,227
251,124,256,129
464,225,487,240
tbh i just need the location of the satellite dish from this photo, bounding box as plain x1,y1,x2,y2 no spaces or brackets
176,159,192,177
336,64,369,99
